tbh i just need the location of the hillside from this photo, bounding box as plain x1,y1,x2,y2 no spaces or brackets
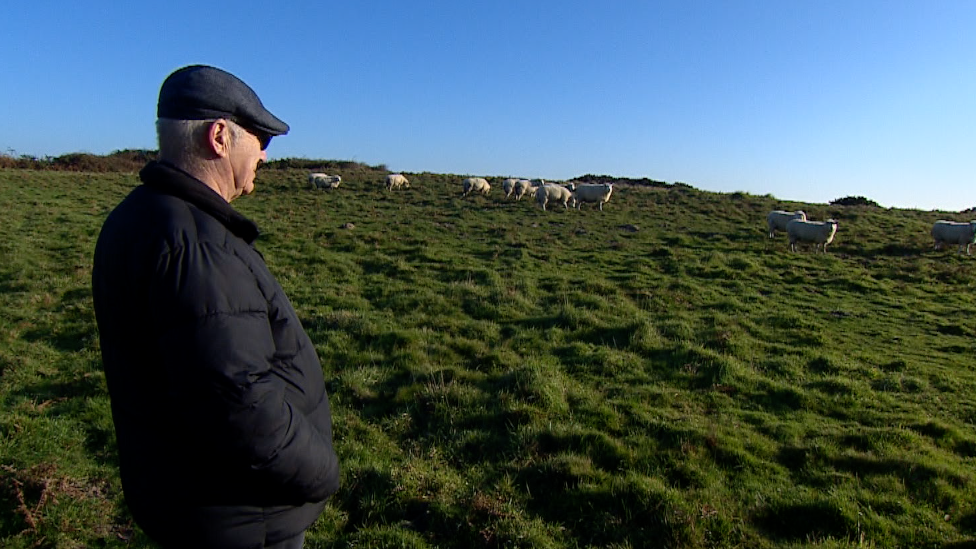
1,164,975,548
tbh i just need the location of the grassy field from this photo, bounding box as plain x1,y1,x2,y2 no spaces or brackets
1,166,976,548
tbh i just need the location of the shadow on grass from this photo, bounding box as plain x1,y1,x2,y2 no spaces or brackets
839,243,924,258
20,326,93,353
954,509,976,537
10,369,105,413
747,383,807,412
517,461,678,547
778,446,966,503
752,501,850,541
533,429,630,472
19,287,96,353
0,270,29,295
9,374,119,468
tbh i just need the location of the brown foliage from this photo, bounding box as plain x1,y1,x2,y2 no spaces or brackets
0,150,394,175
572,173,671,188
0,463,113,536
0,150,157,172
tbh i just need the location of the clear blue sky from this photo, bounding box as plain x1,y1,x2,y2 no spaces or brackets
3,1,973,211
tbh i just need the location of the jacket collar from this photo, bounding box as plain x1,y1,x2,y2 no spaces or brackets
139,161,260,244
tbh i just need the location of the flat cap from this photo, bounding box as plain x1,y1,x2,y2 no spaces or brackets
157,64,289,136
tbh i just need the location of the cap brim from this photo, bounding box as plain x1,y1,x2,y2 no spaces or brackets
237,110,289,137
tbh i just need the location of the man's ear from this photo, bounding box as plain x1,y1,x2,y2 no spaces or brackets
206,119,232,158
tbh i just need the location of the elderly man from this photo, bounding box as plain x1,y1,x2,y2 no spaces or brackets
92,65,340,549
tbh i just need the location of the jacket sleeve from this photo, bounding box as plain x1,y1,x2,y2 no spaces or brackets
150,240,339,502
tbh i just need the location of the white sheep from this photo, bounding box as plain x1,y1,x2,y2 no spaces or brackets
535,184,573,211
501,178,519,198
571,183,613,211
385,173,410,190
309,173,341,189
512,179,533,201
786,219,838,253
767,210,807,238
462,177,491,197
931,220,976,254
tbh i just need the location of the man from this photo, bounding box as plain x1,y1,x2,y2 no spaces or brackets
92,65,340,549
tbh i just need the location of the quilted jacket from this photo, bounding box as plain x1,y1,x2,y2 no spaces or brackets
92,161,340,548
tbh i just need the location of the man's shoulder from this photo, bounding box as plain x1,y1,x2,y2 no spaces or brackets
102,185,235,251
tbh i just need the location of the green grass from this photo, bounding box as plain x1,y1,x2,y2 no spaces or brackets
2,167,976,548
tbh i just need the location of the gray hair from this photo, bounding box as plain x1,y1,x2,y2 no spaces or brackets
156,118,244,168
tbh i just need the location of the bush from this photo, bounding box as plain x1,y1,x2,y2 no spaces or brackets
830,195,879,207
0,149,156,172
262,158,388,173
572,173,671,188
0,150,393,175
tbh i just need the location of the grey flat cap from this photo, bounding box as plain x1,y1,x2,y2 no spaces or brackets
157,65,289,136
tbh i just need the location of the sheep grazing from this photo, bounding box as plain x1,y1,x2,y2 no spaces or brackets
512,179,533,201
309,173,341,189
535,184,573,211
767,210,807,238
931,220,976,255
501,178,519,198
462,177,491,197
385,173,410,190
786,219,838,253
571,183,613,211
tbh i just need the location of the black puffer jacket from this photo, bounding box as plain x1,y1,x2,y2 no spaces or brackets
92,162,340,548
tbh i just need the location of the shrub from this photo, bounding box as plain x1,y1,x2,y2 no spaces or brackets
830,195,879,207
0,150,393,174
571,173,671,188
262,158,388,173
0,149,156,172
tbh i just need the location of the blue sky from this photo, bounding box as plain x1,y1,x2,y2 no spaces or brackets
3,1,973,211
